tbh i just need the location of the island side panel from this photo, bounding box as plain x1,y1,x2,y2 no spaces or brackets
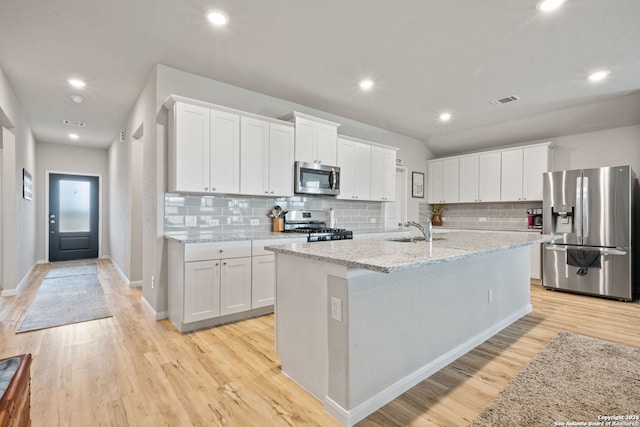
275,253,346,401
326,246,531,425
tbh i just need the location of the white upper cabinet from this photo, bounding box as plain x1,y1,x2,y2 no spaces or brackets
522,144,551,200
371,145,396,201
268,122,295,196
337,136,396,201
500,143,551,201
458,155,480,202
169,102,211,193
500,148,524,201
168,100,240,194
240,117,294,197
337,138,371,200
286,112,340,165
428,160,443,204
240,116,269,196
478,152,501,202
427,158,459,203
427,142,551,204
210,110,241,194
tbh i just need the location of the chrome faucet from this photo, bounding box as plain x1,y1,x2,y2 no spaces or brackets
404,220,433,242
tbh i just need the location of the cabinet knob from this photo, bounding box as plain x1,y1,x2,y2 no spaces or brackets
212,188,216,192
204,187,208,190
270,191,274,194
223,262,227,265
219,250,223,253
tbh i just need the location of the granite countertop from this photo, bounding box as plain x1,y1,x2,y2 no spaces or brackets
265,231,558,273
164,228,407,244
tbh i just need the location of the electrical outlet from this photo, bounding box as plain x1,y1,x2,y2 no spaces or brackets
488,289,493,303
479,217,487,222
151,276,155,289
208,219,219,226
331,297,342,321
370,218,377,224
251,219,259,226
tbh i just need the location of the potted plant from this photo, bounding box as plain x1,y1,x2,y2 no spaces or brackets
430,204,444,226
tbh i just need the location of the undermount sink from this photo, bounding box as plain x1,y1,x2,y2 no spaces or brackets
385,236,446,243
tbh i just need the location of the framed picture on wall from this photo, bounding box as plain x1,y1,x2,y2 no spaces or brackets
23,168,33,200
412,171,424,198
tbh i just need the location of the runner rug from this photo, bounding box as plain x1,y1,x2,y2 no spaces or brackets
16,262,112,333
470,331,640,427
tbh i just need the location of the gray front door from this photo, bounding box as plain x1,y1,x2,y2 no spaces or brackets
49,173,99,261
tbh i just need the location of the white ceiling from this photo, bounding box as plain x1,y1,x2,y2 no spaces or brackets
1,0,639,156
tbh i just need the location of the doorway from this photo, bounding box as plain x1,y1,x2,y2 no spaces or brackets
385,167,407,228
48,173,99,261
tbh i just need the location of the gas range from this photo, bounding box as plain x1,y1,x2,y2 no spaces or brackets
286,227,353,242
282,210,353,242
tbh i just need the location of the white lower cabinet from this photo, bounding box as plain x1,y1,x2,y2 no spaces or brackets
251,255,275,309
219,257,252,316
169,240,254,332
251,237,306,310
184,260,221,323
169,237,308,332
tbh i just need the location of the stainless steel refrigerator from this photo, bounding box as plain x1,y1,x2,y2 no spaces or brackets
542,165,638,300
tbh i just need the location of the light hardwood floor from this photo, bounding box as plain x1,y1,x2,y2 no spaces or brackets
1,259,639,426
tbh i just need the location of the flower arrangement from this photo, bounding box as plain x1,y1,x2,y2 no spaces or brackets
430,203,444,216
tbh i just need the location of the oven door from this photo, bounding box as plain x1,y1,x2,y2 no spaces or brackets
295,162,340,195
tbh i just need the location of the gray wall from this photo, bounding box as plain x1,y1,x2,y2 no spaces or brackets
35,142,109,262
0,66,37,295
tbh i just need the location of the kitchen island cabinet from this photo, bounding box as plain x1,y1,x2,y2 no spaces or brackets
266,231,557,426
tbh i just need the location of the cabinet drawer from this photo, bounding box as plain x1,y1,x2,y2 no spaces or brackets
252,237,307,256
184,241,251,262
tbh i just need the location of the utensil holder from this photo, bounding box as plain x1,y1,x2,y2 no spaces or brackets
273,218,284,232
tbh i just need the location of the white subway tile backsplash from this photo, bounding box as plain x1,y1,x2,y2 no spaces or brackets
165,193,385,236
422,200,542,231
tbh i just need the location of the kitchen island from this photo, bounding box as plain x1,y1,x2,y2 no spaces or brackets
266,231,557,427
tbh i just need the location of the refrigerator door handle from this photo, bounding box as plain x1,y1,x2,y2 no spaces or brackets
544,245,627,256
582,176,589,240
575,177,582,243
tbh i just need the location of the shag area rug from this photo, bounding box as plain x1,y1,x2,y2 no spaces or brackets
16,262,112,333
470,331,640,427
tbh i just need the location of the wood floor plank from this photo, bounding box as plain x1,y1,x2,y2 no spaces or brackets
1,259,639,426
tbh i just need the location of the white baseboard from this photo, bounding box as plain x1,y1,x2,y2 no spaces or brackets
1,261,44,297
141,295,168,320
324,304,533,427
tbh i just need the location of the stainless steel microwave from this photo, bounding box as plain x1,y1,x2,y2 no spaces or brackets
294,161,340,196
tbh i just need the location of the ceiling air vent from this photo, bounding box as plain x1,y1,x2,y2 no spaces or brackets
63,119,86,127
490,95,521,106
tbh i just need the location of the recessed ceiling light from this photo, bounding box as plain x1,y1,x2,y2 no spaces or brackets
588,70,610,82
359,79,374,90
537,0,566,12
207,10,228,26
439,112,452,122
70,95,84,103
69,133,79,140
68,78,86,88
